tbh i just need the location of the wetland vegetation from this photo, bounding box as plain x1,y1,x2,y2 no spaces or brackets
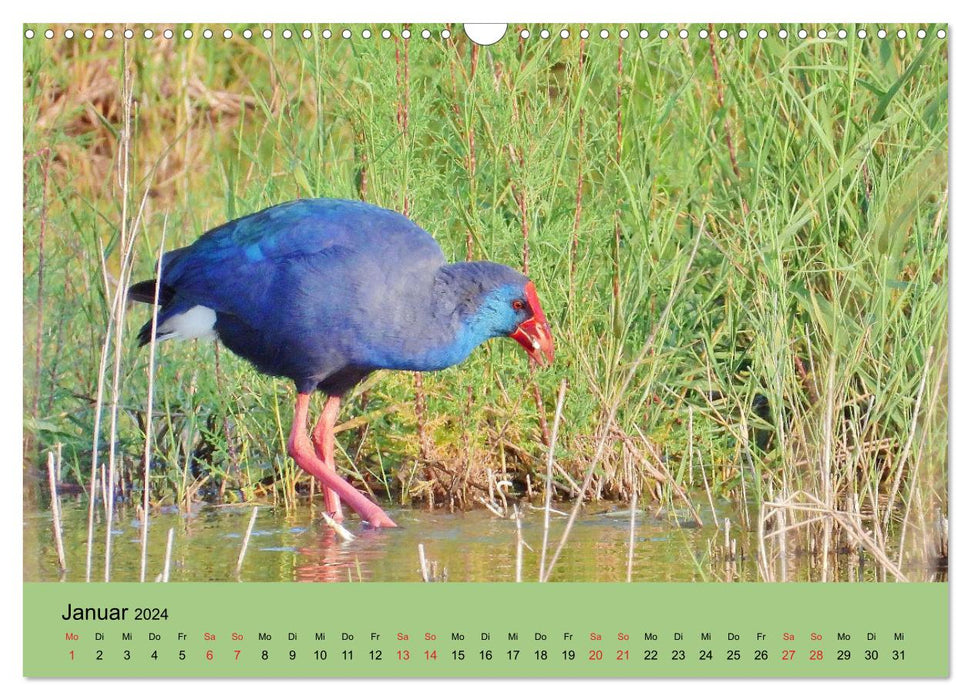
23,23,948,582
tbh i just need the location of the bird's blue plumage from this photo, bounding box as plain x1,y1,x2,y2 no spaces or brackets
135,199,533,395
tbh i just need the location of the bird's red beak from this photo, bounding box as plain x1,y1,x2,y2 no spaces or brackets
509,281,554,366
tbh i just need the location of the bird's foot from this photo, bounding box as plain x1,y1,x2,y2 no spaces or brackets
288,435,397,528
363,510,398,529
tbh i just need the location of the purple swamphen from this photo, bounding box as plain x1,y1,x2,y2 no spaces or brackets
129,199,554,528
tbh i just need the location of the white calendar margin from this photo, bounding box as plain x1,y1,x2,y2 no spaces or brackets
4,0,963,697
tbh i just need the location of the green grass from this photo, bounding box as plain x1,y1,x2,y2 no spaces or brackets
23,24,948,580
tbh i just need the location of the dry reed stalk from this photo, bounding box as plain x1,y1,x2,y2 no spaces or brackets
161,527,175,582
418,543,429,582
724,518,737,580
756,502,773,582
46,450,66,572
935,508,948,562
85,309,114,579
897,485,926,571
883,346,934,531
476,497,505,518
542,218,704,582
139,221,167,583
514,505,523,583
697,449,718,528
821,353,836,509
530,366,551,447
821,516,833,582
688,406,694,484
862,479,887,572
234,506,259,576
95,40,160,582
765,514,833,537
626,487,638,583
897,349,947,571
322,512,355,543
102,44,137,583
737,412,752,530
494,471,510,512
552,463,581,497
763,493,909,581
723,518,731,553
100,464,107,513
539,380,568,581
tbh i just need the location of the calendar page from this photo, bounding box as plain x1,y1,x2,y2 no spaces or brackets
22,22,948,679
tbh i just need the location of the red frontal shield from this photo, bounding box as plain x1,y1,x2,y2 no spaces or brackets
509,281,554,366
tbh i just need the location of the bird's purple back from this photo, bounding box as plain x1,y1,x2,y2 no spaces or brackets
158,199,447,392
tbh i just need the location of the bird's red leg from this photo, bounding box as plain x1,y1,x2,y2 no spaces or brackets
288,393,397,528
311,396,344,523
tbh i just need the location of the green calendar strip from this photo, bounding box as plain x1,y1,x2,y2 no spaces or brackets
24,582,947,677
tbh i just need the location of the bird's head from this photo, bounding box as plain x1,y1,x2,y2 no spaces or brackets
500,280,555,366
444,263,554,367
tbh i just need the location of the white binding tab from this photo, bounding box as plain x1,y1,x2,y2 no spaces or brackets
464,24,507,46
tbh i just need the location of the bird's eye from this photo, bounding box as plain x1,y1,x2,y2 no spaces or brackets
512,299,526,311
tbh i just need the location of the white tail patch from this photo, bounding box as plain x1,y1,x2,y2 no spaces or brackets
157,305,217,341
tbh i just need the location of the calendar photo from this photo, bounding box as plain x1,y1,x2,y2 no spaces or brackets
22,22,949,678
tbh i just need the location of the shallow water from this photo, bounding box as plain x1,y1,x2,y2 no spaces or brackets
25,496,941,583
24,497,757,583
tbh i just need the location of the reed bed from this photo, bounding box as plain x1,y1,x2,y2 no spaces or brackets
23,23,948,582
